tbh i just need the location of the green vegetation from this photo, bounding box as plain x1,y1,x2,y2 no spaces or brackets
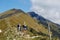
0,9,60,40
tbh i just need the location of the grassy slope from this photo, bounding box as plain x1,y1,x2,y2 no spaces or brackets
0,9,51,40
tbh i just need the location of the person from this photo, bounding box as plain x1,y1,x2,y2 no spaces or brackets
22,25,27,30
23,22,27,30
17,24,21,31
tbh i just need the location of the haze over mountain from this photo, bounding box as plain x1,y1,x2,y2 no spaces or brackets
28,12,60,27
31,0,60,24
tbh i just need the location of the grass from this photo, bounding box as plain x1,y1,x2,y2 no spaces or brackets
0,9,53,40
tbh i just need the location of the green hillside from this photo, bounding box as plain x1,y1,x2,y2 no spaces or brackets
0,9,59,40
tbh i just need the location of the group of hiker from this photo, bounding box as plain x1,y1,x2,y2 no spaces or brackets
17,22,27,32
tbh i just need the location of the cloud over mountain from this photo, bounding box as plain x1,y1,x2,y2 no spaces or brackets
30,0,60,24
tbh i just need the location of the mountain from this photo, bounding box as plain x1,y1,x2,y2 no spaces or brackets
28,12,60,27
28,12,60,38
0,9,60,40
28,12,48,26
0,9,51,40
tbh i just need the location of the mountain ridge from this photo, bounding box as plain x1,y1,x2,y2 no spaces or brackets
0,8,25,19
0,9,60,40
28,12,60,37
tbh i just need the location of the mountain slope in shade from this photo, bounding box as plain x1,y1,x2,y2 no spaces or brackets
0,9,51,40
28,12,60,37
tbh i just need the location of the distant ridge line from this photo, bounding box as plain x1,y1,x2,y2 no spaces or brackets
0,9,24,19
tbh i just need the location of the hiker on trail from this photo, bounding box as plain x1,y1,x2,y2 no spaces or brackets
17,24,21,31
23,22,27,30
22,25,27,30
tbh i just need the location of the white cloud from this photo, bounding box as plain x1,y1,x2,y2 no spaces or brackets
30,0,60,24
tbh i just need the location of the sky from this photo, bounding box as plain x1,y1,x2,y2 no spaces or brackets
0,0,31,12
0,0,60,24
